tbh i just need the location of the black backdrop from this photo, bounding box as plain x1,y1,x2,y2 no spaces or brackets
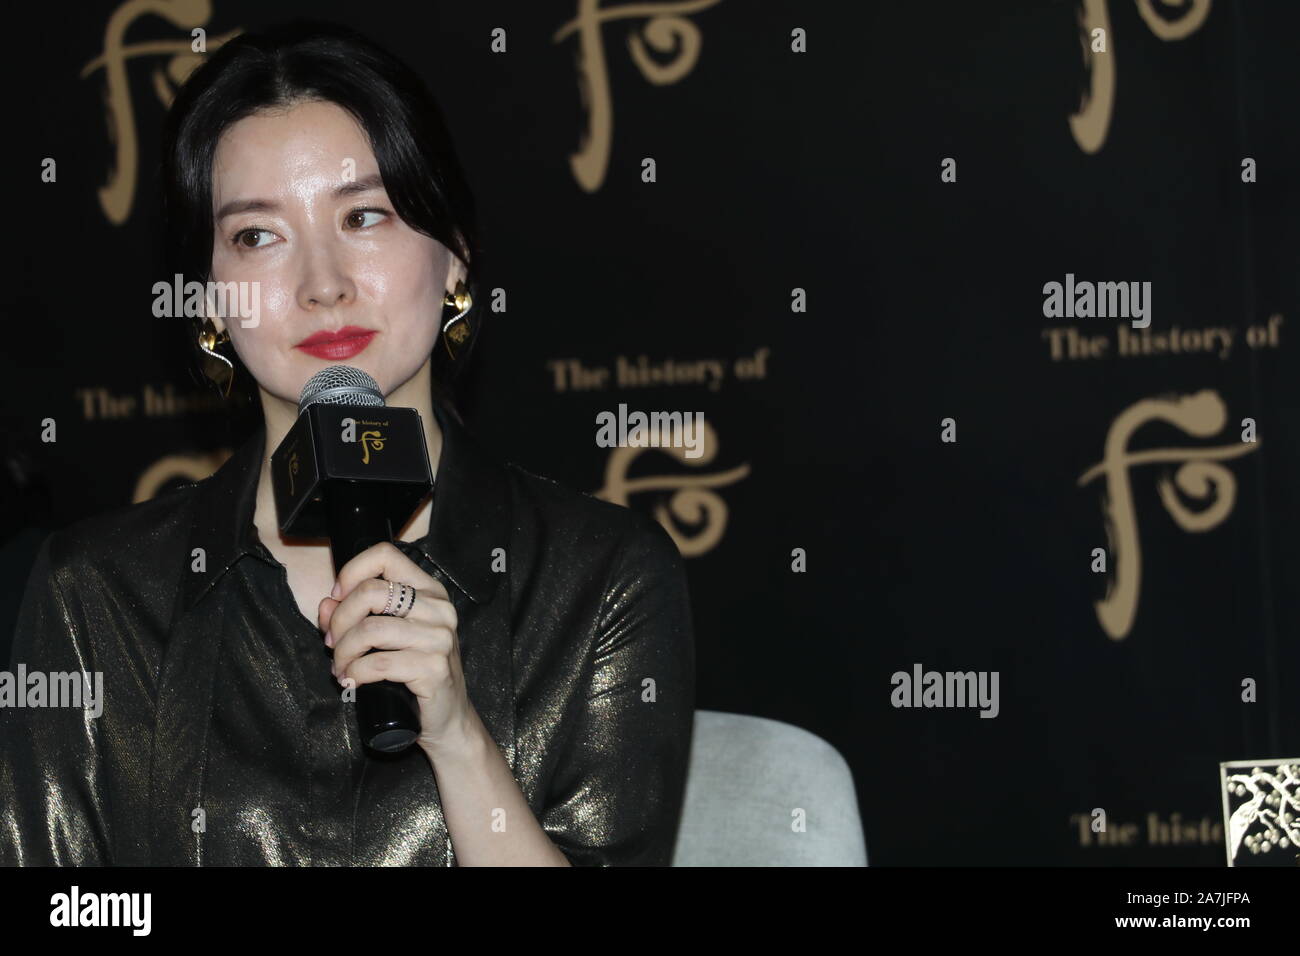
2,0,1297,865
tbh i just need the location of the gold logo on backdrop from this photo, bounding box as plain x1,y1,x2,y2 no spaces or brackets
595,418,748,556
1077,390,1258,640
132,448,231,503
359,430,386,464
81,0,242,225
553,0,723,192
1070,0,1212,154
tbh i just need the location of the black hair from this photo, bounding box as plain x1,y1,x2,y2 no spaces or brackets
159,19,483,422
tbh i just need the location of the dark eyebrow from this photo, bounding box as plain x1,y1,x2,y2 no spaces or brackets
215,174,386,221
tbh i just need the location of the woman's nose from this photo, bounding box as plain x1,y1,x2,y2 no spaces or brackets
296,242,357,311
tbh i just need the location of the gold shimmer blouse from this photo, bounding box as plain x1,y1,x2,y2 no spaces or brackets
0,403,695,866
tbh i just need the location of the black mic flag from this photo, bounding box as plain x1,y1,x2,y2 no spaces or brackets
270,366,434,754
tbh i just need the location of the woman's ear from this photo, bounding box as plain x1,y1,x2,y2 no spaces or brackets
447,256,469,296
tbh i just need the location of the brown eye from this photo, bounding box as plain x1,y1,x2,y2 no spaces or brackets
235,229,268,248
345,209,386,229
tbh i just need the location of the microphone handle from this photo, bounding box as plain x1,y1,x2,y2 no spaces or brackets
325,481,422,754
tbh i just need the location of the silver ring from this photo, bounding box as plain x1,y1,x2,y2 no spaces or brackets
382,582,416,619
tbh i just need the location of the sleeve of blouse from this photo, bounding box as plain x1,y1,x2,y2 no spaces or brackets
542,515,697,866
0,533,113,866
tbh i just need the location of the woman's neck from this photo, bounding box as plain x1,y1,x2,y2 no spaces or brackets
251,359,444,549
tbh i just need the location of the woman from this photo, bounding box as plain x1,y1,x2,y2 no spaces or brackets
0,21,695,866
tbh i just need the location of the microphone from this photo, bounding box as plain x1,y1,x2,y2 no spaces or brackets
269,365,435,754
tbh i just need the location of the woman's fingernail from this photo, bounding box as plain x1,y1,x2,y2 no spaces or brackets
331,581,341,599
324,630,333,646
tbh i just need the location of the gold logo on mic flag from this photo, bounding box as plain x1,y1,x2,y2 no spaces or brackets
360,430,386,465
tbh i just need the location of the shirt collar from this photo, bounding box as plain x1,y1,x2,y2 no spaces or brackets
180,401,510,611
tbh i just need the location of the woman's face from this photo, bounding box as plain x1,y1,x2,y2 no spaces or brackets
208,99,464,404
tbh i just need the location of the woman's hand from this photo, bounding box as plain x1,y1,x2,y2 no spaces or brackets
317,541,476,760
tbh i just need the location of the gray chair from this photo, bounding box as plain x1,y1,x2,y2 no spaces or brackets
670,710,867,866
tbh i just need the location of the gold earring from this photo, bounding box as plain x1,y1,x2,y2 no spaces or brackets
441,279,473,360
197,318,235,398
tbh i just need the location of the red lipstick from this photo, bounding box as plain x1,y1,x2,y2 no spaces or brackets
295,326,377,360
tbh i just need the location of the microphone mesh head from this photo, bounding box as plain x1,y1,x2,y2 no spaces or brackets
298,365,385,415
